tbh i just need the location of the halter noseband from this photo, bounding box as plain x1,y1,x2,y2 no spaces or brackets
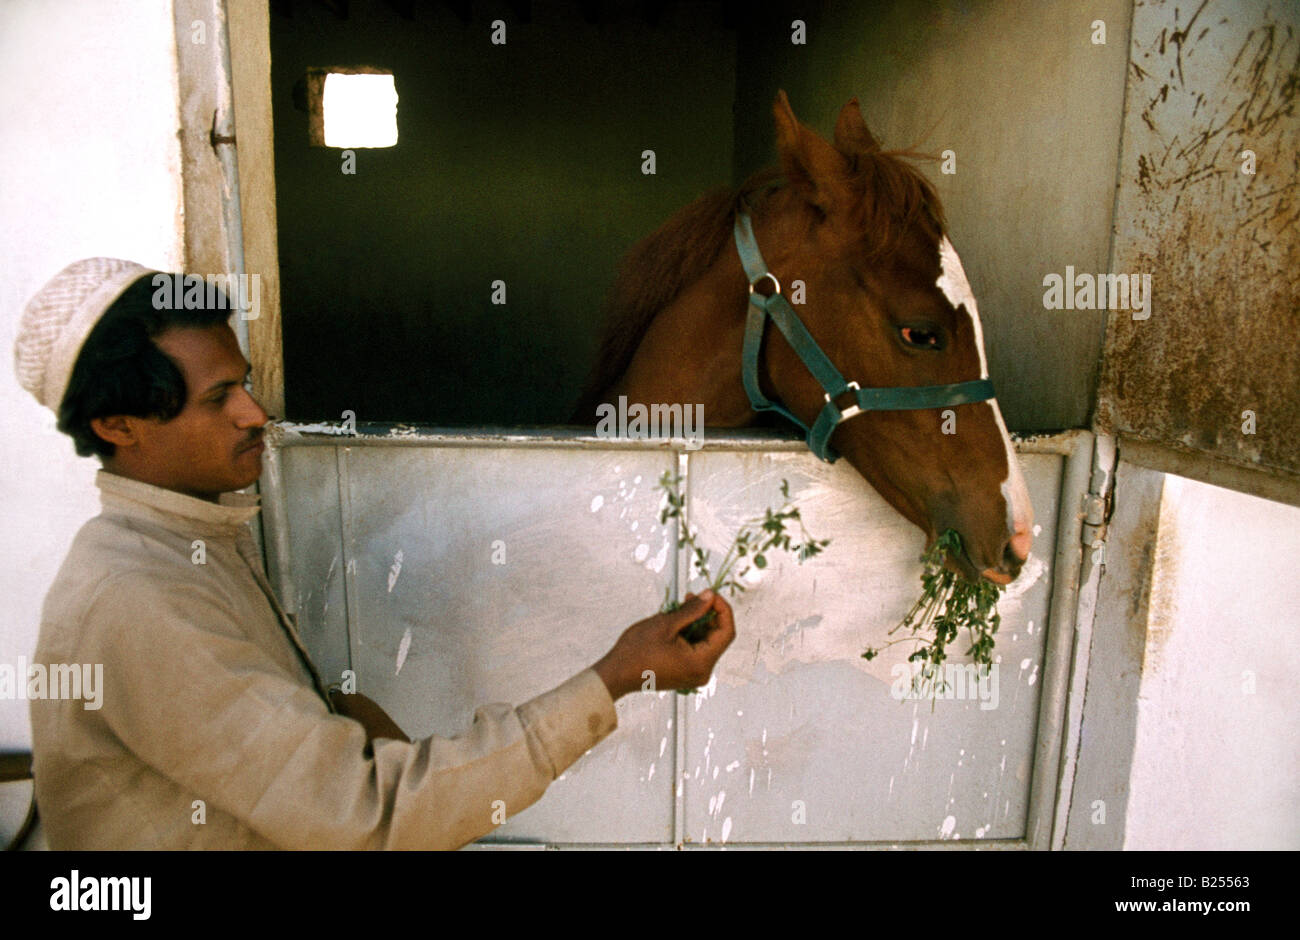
734,208,996,462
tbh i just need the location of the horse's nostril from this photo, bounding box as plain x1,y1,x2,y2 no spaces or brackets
1007,528,1032,564
1002,541,1025,574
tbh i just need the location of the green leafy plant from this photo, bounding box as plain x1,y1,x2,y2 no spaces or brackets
862,528,1003,697
657,471,830,649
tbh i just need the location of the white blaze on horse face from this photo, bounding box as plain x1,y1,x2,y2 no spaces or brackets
936,237,1033,549
937,237,986,378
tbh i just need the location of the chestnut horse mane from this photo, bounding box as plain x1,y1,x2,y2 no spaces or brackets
569,148,946,421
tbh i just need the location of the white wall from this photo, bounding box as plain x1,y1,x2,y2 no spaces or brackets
0,0,183,749
1124,475,1300,849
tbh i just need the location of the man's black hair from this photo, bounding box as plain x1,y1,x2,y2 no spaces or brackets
58,275,234,458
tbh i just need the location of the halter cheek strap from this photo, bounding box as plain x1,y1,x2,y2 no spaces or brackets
734,209,996,463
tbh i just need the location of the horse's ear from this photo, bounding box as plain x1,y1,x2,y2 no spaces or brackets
833,97,881,157
773,90,855,216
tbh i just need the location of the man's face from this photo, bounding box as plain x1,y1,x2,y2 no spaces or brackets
121,323,268,500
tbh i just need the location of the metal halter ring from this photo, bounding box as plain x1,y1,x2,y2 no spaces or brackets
748,272,782,297
825,381,863,421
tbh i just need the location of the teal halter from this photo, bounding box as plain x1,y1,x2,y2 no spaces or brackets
734,209,996,462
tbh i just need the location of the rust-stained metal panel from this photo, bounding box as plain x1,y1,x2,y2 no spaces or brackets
1098,0,1300,503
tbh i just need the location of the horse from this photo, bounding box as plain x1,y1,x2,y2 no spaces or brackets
570,91,1032,585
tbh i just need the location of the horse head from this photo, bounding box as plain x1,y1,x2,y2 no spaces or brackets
752,91,1033,583
573,91,1033,585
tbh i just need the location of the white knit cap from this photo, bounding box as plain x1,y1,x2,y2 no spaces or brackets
14,258,156,412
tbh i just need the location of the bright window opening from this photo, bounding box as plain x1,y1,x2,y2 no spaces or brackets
322,72,398,148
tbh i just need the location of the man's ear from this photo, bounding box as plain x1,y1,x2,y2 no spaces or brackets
90,415,141,450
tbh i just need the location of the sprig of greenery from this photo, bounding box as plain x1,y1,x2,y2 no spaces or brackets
862,528,1003,698
657,472,830,649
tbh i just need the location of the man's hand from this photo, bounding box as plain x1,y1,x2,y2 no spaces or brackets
591,590,736,700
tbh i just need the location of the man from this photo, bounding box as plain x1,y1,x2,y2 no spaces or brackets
14,257,735,849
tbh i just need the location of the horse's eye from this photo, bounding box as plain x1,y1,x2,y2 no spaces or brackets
900,326,942,349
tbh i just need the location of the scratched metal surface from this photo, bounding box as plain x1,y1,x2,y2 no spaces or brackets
280,446,351,687
679,450,1061,844
341,446,678,844
1098,0,1300,482
279,439,1065,845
